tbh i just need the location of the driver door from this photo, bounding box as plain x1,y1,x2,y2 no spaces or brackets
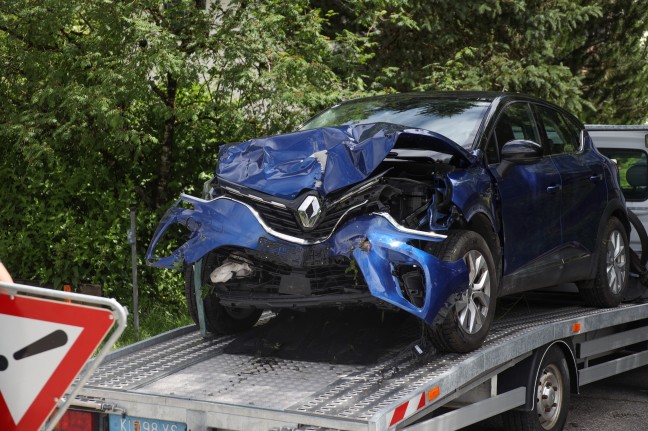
487,102,564,294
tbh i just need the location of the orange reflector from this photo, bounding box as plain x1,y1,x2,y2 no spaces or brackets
54,409,94,431
63,284,73,303
427,386,440,401
572,323,582,333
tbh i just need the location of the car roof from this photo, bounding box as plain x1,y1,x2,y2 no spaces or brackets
333,91,545,106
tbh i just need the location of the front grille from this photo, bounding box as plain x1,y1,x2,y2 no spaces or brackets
205,249,366,298
252,201,302,237
305,262,366,294
254,199,354,240
224,192,361,240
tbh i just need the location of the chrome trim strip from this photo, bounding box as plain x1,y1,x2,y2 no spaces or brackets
184,194,317,245
328,200,369,234
181,194,446,244
371,212,447,239
329,177,382,207
221,185,287,209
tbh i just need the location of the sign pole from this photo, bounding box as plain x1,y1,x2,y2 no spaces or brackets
128,206,139,339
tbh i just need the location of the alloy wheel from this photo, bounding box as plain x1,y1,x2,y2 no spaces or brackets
606,229,627,294
456,250,491,334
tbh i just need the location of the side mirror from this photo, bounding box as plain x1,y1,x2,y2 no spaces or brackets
497,140,543,177
501,139,543,163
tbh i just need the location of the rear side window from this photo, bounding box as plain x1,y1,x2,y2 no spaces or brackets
598,148,648,201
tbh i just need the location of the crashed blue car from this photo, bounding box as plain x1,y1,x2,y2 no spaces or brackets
147,92,630,352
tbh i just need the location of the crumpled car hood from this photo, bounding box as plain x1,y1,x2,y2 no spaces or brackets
217,122,472,200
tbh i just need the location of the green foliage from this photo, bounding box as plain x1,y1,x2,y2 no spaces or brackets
111,298,194,349
0,0,354,312
563,0,648,123
317,0,648,120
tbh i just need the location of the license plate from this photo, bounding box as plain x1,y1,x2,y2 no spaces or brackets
109,414,186,431
258,237,305,266
258,237,329,266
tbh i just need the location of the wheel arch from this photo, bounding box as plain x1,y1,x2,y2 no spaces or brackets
498,340,578,412
465,211,502,279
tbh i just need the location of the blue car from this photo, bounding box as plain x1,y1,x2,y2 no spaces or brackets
146,92,630,353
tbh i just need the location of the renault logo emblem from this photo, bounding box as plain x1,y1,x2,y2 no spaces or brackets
298,195,322,228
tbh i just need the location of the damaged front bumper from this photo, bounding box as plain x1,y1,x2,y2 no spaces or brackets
146,194,469,325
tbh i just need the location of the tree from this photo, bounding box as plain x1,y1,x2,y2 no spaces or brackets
0,0,353,307
562,0,648,124
315,0,648,122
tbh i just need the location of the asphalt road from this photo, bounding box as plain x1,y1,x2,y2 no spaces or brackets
467,365,648,430
564,364,648,430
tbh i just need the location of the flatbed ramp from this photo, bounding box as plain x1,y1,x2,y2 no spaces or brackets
75,298,648,431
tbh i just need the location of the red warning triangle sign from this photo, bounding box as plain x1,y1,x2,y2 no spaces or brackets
0,293,115,431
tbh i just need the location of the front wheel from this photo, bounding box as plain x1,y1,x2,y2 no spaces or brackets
184,260,262,335
503,346,571,431
578,217,629,307
426,230,498,353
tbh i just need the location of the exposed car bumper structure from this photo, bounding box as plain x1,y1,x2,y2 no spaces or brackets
146,193,469,325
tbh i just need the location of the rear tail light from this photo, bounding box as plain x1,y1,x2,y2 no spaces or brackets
53,409,95,431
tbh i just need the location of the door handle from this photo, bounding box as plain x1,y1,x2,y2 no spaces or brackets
546,185,562,194
589,174,603,183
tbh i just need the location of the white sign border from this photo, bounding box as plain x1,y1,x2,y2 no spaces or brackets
0,281,128,431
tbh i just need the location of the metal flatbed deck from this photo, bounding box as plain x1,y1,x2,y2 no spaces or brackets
74,296,648,431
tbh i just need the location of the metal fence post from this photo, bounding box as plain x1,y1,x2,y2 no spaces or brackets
128,206,139,339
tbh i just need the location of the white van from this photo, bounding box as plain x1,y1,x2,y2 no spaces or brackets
587,125,648,253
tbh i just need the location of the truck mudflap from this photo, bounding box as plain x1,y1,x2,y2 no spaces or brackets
146,194,469,325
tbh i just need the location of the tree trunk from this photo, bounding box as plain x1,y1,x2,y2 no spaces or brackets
155,73,178,209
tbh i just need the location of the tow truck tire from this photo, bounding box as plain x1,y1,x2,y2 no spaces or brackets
628,209,648,266
503,346,570,431
184,262,262,334
578,217,629,307
426,230,497,353
625,210,648,301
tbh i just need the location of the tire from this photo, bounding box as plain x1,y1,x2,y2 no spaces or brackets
628,209,648,266
425,230,498,353
626,209,648,301
184,258,262,335
503,346,570,431
578,217,629,307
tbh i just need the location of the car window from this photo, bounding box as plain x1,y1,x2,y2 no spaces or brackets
302,97,490,148
597,148,648,201
485,102,540,164
536,106,580,155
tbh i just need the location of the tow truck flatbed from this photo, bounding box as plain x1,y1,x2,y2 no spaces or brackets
71,293,648,431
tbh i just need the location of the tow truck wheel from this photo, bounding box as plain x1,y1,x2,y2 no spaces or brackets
503,345,570,431
578,217,629,307
426,230,497,353
184,262,262,334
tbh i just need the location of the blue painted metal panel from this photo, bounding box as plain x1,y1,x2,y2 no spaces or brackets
217,123,471,199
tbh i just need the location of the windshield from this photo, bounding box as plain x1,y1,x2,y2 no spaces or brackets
302,96,491,148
